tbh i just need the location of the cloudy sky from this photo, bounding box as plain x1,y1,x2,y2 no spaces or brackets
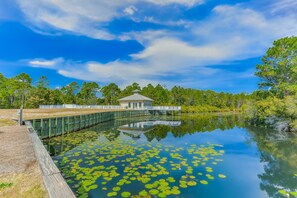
0,0,296,92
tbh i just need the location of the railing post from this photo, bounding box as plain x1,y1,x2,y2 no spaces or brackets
18,106,23,126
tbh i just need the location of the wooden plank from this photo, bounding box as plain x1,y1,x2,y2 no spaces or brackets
25,121,76,198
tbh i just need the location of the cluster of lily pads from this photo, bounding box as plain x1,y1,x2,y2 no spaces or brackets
53,134,227,198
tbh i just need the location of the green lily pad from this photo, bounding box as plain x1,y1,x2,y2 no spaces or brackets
121,192,131,197
218,174,226,179
158,192,167,197
149,189,159,195
139,190,148,196
167,177,175,183
278,190,287,195
145,184,153,189
290,192,297,197
200,180,208,185
171,188,181,195
107,192,117,197
187,181,197,186
180,183,187,188
112,186,121,191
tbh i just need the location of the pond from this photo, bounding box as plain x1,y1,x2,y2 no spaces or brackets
43,114,297,198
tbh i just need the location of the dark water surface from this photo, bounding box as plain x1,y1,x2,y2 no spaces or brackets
43,114,297,198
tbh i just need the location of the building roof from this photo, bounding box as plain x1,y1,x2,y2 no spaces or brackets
118,93,153,101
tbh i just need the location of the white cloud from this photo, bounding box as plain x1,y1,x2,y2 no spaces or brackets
16,0,204,39
268,0,297,15
124,6,138,15
28,58,63,68
145,0,204,6
22,3,297,90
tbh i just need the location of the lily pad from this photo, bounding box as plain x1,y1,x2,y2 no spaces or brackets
158,192,167,197
278,190,287,195
218,174,226,179
139,190,148,196
290,192,297,197
112,186,121,191
180,183,187,188
149,189,159,195
107,192,117,197
171,188,181,195
121,192,131,197
200,180,208,185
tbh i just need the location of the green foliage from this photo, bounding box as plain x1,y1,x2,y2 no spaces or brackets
256,36,297,97
101,83,121,105
61,82,80,104
0,182,13,189
77,82,100,105
0,73,249,110
251,36,297,131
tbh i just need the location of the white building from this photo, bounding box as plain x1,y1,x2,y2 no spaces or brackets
118,90,153,109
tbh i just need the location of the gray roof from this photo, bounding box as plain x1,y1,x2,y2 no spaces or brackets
119,93,153,101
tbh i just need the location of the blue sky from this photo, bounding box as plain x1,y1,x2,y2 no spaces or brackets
0,0,296,93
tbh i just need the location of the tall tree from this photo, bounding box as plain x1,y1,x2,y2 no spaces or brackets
26,76,50,108
141,84,156,99
61,82,80,104
77,82,100,105
256,36,297,97
171,86,185,105
120,82,141,98
101,83,121,105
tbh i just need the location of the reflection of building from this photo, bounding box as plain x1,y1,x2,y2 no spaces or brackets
117,120,181,138
118,90,153,109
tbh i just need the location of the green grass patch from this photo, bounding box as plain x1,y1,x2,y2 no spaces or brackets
0,182,13,189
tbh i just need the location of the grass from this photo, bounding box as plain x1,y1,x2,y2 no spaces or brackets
0,173,47,198
0,119,16,127
0,183,13,189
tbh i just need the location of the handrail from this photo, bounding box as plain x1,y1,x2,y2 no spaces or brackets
39,105,181,110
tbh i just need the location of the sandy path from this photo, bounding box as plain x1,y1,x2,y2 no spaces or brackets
0,126,47,197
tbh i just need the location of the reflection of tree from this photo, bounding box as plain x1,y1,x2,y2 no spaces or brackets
144,125,171,142
44,114,245,156
103,129,121,141
123,132,141,140
44,130,98,156
246,126,297,197
144,114,244,141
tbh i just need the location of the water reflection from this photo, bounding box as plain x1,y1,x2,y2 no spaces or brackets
246,126,297,197
43,114,244,156
42,113,297,197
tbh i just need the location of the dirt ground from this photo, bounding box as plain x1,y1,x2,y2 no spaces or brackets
0,126,47,198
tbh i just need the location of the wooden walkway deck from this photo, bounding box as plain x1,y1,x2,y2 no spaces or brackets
25,121,75,198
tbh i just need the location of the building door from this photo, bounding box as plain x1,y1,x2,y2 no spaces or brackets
133,102,137,109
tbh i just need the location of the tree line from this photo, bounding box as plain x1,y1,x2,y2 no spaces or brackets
247,36,297,131
0,73,249,112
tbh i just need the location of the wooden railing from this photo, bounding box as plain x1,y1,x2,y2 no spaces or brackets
39,105,181,111
39,104,122,109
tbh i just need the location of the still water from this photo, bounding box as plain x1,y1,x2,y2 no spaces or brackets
43,114,297,198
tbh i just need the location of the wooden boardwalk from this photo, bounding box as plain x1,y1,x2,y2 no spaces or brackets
25,121,75,198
